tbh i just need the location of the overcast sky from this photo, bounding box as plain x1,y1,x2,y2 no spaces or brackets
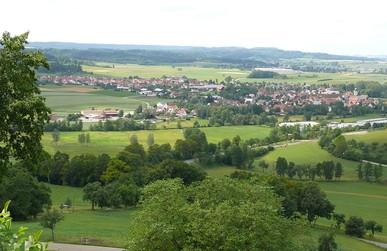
1,0,387,56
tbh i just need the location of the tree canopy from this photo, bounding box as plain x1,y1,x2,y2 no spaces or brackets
126,177,298,251
0,32,51,172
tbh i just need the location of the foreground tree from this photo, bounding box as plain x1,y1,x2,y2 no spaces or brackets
0,32,51,172
1,201,49,251
126,177,298,251
40,207,64,241
0,167,51,220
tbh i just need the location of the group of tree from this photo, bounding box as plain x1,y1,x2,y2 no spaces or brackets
319,128,387,166
126,177,300,251
357,162,385,182
274,157,343,181
345,216,383,238
44,119,83,132
89,118,155,131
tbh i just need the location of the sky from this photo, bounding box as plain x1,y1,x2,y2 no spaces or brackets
1,0,387,56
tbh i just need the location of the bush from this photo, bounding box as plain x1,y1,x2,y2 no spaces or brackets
345,216,365,238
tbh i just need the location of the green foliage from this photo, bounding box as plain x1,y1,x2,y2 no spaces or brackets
332,213,346,229
248,70,280,78
317,233,337,251
126,177,298,251
0,167,51,220
365,220,383,237
40,207,64,241
276,157,288,177
345,216,365,238
51,129,60,144
0,32,51,171
0,201,49,251
82,182,102,210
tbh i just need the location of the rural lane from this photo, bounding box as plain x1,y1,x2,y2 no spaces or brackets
48,243,124,251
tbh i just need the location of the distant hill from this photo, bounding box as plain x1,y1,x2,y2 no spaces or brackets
29,42,373,68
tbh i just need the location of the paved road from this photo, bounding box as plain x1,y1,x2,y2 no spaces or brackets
48,243,124,251
360,239,387,249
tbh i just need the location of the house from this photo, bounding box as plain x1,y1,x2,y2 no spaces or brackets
177,108,188,118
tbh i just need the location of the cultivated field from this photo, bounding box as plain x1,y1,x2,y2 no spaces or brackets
41,84,166,116
82,63,250,81
82,62,387,85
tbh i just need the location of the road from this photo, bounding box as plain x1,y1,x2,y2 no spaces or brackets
48,243,124,251
360,239,387,249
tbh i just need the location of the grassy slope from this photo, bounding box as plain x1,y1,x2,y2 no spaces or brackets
255,140,360,179
345,129,387,144
42,126,271,157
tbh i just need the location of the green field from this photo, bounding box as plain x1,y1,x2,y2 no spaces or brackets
331,114,384,123
345,129,387,144
255,140,361,180
82,63,387,85
83,63,250,81
40,84,168,116
42,125,271,157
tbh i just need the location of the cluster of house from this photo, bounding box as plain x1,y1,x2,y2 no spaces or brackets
38,75,223,99
245,86,380,114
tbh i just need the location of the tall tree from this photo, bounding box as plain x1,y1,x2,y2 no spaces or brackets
0,32,51,172
51,129,60,145
276,157,288,177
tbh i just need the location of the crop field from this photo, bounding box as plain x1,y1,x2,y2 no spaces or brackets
254,140,361,179
81,62,387,85
40,84,168,116
42,125,271,157
83,63,250,81
345,129,387,144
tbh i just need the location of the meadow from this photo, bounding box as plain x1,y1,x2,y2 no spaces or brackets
254,140,361,180
40,84,166,116
82,62,387,85
83,63,250,81
345,128,387,144
42,125,272,156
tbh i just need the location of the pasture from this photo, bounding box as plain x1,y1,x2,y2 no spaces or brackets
254,140,361,180
42,125,271,157
345,129,387,144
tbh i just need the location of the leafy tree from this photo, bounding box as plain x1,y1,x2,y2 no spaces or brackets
287,161,296,178
276,157,288,177
40,207,64,241
51,129,60,145
258,160,269,172
345,216,365,238
78,133,85,145
0,32,51,172
332,213,346,229
334,162,343,180
146,133,155,147
129,134,138,144
299,183,335,225
101,159,132,183
82,182,102,210
364,162,373,182
374,164,383,181
357,163,363,180
365,220,383,237
317,233,337,251
126,177,298,251
85,133,90,145
0,167,51,220
1,201,49,251
332,135,347,156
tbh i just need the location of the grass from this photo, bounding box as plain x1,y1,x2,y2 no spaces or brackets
83,63,250,81
255,140,361,180
345,128,387,144
40,84,173,116
330,113,384,123
42,126,271,157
